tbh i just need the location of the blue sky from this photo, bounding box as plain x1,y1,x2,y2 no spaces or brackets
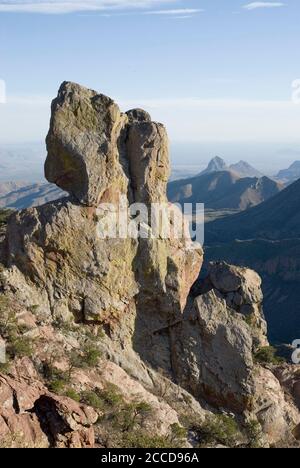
0,0,300,171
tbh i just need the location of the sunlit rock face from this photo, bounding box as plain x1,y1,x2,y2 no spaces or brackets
0,83,299,448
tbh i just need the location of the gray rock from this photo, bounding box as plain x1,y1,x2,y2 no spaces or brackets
45,81,128,207
126,108,151,123
127,121,170,204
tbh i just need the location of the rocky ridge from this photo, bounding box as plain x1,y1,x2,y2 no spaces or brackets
0,82,299,448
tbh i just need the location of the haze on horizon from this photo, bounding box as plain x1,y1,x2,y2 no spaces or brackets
1,0,300,175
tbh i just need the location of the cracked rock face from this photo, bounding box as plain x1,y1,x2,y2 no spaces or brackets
172,262,300,444
1,83,300,448
45,82,170,207
2,81,202,364
0,359,97,448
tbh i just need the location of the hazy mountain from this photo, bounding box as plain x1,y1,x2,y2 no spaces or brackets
0,183,66,209
0,143,45,182
229,160,264,178
0,181,28,197
205,177,300,243
199,156,228,175
204,178,300,344
170,165,202,181
276,161,300,185
199,156,265,180
168,171,283,211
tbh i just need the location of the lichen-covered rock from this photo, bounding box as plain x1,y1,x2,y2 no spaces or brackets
4,200,139,327
174,289,256,413
1,83,299,448
45,82,129,207
194,262,267,348
126,108,151,123
126,121,170,204
45,82,170,208
173,262,300,445
2,81,202,372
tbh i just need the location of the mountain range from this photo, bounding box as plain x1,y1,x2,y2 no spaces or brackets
199,156,264,179
0,182,65,209
0,143,45,182
1,82,299,449
276,161,300,185
168,167,283,211
204,177,300,344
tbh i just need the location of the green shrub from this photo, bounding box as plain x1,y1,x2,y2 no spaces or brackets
245,420,263,448
254,346,285,365
98,421,187,449
67,345,102,378
84,327,105,342
193,414,240,448
0,209,13,227
99,383,123,407
0,362,11,374
0,303,17,339
49,379,66,395
42,362,70,394
243,314,256,327
81,390,104,410
83,345,102,367
113,401,153,432
7,336,33,359
120,432,173,449
169,423,187,447
65,388,81,402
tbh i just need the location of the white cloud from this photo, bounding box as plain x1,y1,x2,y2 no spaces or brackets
0,0,177,15
243,2,285,10
144,9,203,16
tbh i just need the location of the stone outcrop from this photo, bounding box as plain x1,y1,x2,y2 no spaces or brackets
3,82,201,338
45,82,128,207
0,358,97,448
173,263,300,444
0,83,300,448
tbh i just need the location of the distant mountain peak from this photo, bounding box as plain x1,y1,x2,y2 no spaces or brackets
200,156,228,175
199,157,264,179
229,160,263,178
276,160,300,184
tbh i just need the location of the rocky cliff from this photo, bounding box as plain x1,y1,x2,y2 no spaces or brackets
0,82,299,448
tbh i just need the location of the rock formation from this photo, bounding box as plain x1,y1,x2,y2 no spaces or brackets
173,263,300,445
0,82,299,448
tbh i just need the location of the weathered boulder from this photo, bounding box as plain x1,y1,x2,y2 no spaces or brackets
45,82,128,207
126,122,170,204
1,83,299,448
194,262,267,347
0,359,97,448
126,108,151,123
172,262,300,444
3,82,202,370
174,288,256,413
45,82,170,208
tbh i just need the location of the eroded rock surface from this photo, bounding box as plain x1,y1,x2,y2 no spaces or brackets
0,358,97,448
0,83,299,448
173,263,300,444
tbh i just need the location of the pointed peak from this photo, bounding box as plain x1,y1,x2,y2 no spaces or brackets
200,156,228,175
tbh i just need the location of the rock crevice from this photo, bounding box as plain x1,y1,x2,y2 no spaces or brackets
0,82,299,448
